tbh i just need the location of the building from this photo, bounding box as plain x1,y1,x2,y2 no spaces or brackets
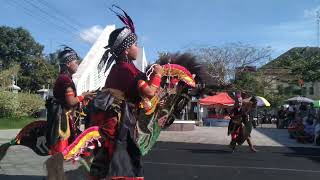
259,47,320,99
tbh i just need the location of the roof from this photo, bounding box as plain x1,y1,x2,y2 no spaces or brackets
261,47,320,69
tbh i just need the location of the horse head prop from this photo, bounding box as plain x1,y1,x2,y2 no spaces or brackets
136,53,205,155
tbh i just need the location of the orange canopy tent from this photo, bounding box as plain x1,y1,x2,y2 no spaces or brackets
199,92,235,106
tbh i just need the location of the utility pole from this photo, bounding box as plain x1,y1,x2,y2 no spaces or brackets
50,39,53,53
317,11,320,47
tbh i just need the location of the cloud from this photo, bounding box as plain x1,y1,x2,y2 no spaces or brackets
304,5,320,19
80,25,104,44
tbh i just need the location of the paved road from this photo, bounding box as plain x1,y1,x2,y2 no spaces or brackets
144,142,320,180
1,127,319,179
1,142,320,180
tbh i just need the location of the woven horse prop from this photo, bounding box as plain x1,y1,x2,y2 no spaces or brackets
0,53,204,167
0,111,85,162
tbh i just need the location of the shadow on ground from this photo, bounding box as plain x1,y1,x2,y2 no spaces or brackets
0,175,43,180
0,166,87,180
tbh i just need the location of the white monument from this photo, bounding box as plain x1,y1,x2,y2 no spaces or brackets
73,25,148,94
37,85,49,100
7,76,21,93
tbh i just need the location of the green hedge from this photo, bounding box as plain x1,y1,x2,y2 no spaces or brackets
0,90,44,118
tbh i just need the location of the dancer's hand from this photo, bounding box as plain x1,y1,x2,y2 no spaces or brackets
82,91,96,100
153,64,163,76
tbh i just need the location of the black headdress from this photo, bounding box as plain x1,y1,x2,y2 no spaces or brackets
58,46,80,65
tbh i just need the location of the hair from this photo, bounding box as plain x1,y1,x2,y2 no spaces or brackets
59,64,68,73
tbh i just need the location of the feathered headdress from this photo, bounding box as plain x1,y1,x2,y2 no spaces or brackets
98,5,137,73
109,5,135,33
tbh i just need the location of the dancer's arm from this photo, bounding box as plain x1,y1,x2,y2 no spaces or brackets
138,65,163,98
65,87,96,107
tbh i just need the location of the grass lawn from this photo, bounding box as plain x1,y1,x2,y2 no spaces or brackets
0,116,36,129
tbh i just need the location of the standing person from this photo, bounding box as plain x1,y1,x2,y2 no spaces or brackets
287,104,296,125
228,94,258,152
46,46,95,154
277,106,286,128
89,6,164,180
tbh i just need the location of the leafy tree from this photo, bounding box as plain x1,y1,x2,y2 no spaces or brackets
45,49,60,66
0,26,43,68
0,26,58,91
233,72,264,95
18,57,58,91
262,47,320,83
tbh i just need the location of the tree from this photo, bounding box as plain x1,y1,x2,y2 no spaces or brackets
291,54,320,82
233,72,264,95
45,50,60,65
18,57,58,91
0,26,43,68
0,26,58,91
262,47,320,83
189,42,272,83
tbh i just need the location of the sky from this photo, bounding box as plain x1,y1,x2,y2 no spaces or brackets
1,0,320,62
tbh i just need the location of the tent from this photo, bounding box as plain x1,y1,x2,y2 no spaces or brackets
199,92,235,106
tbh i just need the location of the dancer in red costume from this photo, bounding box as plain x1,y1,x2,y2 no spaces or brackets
228,93,258,152
89,6,164,180
47,46,95,154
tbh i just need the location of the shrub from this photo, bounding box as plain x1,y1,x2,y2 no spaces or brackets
0,90,20,117
17,92,45,117
0,90,44,118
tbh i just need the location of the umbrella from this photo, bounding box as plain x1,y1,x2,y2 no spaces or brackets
199,92,235,106
313,100,320,108
255,96,271,107
286,96,314,104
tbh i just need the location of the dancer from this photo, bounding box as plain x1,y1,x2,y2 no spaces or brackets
228,93,258,152
88,6,163,180
47,46,95,154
